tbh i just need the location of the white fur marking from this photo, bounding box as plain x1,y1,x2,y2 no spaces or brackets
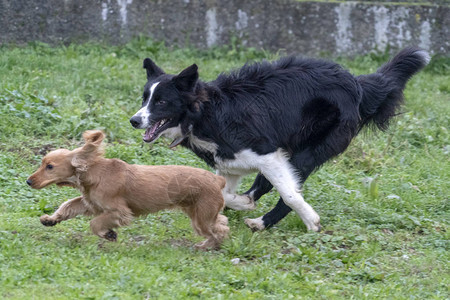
134,106,149,128
244,216,265,231
215,149,273,175
161,124,182,140
218,173,255,211
228,194,255,211
131,82,160,129
189,134,218,155
416,50,431,65
258,150,320,231
148,82,159,99
215,149,320,231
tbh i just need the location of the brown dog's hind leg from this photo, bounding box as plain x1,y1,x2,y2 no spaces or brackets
184,194,229,250
196,214,229,250
90,208,133,242
40,196,91,226
213,214,229,244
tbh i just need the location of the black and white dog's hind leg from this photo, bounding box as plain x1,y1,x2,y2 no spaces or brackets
244,152,315,231
221,172,273,212
222,172,293,231
245,197,293,231
245,119,357,231
220,154,319,231
218,173,256,211
243,173,273,202
249,149,321,231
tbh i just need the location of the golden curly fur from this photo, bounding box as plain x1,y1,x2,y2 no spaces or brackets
27,130,229,250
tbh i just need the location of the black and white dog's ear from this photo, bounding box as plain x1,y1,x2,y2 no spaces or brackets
143,58,164,80
173,64,198,92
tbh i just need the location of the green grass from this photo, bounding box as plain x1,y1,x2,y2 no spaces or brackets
0,39,449,299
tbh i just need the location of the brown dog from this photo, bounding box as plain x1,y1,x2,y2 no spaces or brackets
27,130,229,250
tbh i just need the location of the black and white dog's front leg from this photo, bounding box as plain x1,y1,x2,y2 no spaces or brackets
218,172,256,211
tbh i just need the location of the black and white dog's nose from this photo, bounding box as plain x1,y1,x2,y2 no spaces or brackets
130,116,141,128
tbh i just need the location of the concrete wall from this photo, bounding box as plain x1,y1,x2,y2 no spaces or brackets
1,0,448,56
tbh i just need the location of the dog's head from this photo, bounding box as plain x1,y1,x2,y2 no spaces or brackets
27,130,105,189
129,58,203,144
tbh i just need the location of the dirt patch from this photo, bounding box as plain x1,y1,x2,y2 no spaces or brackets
280,247,296,254
31,144,55,156
165,237,193,248
69,232,85,244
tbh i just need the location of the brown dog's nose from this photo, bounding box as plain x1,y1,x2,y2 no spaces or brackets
26,179,32,186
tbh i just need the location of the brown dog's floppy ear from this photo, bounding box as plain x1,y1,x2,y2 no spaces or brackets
80,130,105,157
72,130,105,171
82,130,105,147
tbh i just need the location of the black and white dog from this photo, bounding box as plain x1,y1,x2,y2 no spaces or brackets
130,47,429,231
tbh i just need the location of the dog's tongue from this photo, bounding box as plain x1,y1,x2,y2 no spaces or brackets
143,121,161,142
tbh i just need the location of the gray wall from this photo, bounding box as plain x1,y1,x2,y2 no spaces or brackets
1,0,448,56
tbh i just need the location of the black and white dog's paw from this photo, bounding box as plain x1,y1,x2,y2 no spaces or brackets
225,194,256,211
244,216,266,231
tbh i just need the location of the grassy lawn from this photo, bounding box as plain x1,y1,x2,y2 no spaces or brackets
0,39,449,299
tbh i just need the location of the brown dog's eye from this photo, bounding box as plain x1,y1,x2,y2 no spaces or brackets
46,164,54,170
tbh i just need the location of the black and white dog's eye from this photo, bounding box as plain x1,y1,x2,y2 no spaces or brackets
157,100,166,105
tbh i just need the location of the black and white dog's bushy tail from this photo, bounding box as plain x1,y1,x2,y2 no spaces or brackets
357,47,430,131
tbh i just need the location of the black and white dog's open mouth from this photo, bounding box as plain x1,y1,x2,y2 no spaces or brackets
143,118,173,143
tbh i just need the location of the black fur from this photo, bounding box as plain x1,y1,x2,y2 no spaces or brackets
131,47,429,229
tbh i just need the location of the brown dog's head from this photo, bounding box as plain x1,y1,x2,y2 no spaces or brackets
27,130,105,189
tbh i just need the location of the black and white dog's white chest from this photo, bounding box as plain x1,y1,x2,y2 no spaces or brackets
186,133,284,176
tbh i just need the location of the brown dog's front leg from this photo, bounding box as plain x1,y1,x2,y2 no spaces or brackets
40,196,91,226
89,209,132,242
